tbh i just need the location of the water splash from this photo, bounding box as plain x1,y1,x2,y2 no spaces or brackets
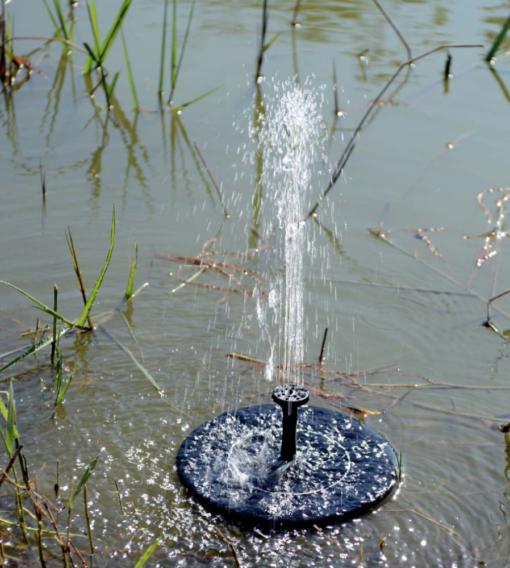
257,79,327,383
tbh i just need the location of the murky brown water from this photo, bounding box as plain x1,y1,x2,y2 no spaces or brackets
2,0,510,566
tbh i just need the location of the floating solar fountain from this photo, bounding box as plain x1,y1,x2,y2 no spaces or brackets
176,81,398,528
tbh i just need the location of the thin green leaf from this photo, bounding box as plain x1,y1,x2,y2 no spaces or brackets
0,393,19,439
55,334,62,397
0,282,75,327
102,329,162,393
108,71,120,100
77,205,115,328
171,0,177,89
486,13,510,62
125,243,138,299
0,326,70,375
53,0,69,41
172,86,220,112
158,0,169,97
86,0,101,57
262,33,280,54
121,28,139,109
69,457,98,509
99,0,133,63
0,396,8,424
42,0,62,39
55,363,78,406
83,42,99,65
6,380,14,456
0,430,8,457
134,535,161,568
5,17,13,61
0,345,27,362
70,15,75,61
83,0,133,74
169,0,196,103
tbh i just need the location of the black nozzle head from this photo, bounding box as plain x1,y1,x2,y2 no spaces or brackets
272,384,310,408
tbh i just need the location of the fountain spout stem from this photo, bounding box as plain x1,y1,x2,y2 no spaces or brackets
272,384,310,461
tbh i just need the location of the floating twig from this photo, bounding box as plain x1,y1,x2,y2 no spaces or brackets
486,288,510,337
291,0,302,27
114,480,124,516
227,352,266,365
168,274,266,297
318,327,328,366
307,43,483,219
465,188,510,268
215,527,241,568
372,0,411,60
0,445,23,491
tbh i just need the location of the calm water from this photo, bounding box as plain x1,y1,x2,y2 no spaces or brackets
2,0,510,566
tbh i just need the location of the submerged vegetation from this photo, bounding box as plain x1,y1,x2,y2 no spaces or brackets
2,0,510,566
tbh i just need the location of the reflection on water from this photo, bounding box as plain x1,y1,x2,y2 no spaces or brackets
2,0,510,566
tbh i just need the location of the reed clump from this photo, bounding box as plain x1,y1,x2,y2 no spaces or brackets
0,382,163,566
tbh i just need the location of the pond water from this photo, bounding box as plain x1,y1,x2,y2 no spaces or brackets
2,0,510,566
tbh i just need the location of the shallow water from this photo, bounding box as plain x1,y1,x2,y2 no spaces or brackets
2,0,510,566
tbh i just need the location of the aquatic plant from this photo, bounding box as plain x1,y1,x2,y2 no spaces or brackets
0,206,115,372
486,13,510,63
82,0,133,75
156,0,217,111
255,0,279,82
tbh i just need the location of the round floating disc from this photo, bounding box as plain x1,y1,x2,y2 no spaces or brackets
176,405,398,528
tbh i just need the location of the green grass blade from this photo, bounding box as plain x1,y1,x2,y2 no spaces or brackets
169,0,196,103
5,381,14,456
5,17,13,61
42,0,62,39
86,0,101,56
0,396,8,424
55,334,62,397
121,28,139,109
108,71,120,100
83,0,133,74
53,0,69,41
77,206,115,328
134,535,161,568
171,0,177,90
158,0,169,97
172,86,219,112
262,33,279,53
0,326,70,374
125,243,138,299
0,282,75,327
55,363,78,406
486,13,510,62
70,16,75,62
99,0,133,64
83,42,99,65
69,457,98,509
0,394,19,439
102,328,162,393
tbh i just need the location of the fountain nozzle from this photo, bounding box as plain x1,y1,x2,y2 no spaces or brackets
272,384,310,462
